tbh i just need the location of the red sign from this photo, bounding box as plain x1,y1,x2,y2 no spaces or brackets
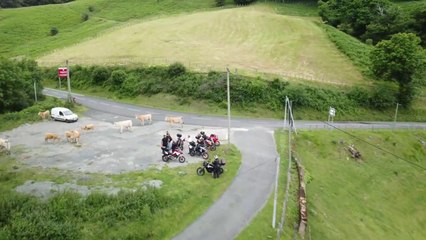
58,67,68,78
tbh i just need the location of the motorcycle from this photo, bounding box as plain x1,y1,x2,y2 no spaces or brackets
209,134,220,146
188,141,209,159
204,138,216,151
162,148,185,163
196,156,225,177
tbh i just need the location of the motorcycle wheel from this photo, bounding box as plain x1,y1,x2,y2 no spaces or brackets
202,152,209,160
180,145,184,151
189,150,195,156
178,155,186,163
219,168,224,175
197,167,205,176
162,155,169,162
210,145,216,151
215,141,220,146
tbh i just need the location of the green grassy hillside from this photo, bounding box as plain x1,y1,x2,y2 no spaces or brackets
238,129,426,239
0,0,217,58
297,129,426,239
38,5,365,85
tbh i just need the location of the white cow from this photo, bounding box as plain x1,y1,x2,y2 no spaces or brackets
135,114,152,126
114,120,133,133
165,116,184,128
0,138,11,154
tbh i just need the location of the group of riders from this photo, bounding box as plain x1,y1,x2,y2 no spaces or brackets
160,131,217,155
160,131,225,178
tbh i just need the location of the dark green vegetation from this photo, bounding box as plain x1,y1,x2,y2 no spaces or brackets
319,0,426,107
240,129,426,239
0,0,73,8
0,146,241,239
319,0,426,46
43,63,426,121
296,129,426,239
371,33,425,107
0,58,43,113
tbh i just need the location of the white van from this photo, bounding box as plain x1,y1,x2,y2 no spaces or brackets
51,107,78,123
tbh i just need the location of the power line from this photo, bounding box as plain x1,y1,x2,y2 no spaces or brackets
323,121,426,171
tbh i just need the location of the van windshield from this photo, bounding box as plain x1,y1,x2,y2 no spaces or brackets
63,110,73,116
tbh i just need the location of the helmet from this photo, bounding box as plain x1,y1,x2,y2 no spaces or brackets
200,131,205,135
214,155,219,159
195,135,200,139
177,133,182,138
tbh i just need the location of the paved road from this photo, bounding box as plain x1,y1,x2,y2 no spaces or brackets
43,88,426,239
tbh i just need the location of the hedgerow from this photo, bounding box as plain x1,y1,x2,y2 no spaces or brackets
43,62,395,113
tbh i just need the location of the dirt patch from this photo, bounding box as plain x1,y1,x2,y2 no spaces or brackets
3,117,227,174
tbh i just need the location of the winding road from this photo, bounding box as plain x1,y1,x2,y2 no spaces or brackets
43,88,426,240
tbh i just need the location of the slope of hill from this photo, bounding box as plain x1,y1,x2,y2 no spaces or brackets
37,6,366,85
0,0,216,57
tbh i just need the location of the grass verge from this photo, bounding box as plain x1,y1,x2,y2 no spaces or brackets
237,130,299,239
0,145,241,239
295,129,426,239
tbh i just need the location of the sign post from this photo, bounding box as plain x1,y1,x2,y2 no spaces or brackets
58,67,67,89
328,107,336,124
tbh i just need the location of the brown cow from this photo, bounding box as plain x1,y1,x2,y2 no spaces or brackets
165,116,184,128
81,124,95,131
65,130,80,143
135,114,152,126
38,110,50,120
45,133,60,143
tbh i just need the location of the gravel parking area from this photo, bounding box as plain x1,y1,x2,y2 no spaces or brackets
2,117,227,174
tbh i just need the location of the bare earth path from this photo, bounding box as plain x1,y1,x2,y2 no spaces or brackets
43,89,426,239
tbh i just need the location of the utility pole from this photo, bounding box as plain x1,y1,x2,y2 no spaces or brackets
394,103,400,127
66,60,72,103
226,67,231,146
34,81,37,102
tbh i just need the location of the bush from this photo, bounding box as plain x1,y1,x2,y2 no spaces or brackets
50,27,58,36
216,0,225,7
107,70,127,91
234,0,256,5
82,13,89,22
91,67,110,85
167,62,186,77
369,82,398,109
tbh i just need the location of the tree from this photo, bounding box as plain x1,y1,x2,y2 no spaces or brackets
234,0,256,5
0,58,42,113
370,33,425,107
319,0,397,40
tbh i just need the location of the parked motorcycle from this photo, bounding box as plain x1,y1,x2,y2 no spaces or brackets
209,134,220,146
188,141,209,159
196,156,225,177
162,148,185,163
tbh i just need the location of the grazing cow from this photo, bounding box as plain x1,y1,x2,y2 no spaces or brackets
165,116,184,127
0,138,11,154
135,114,152,126
38,110,50,120
45,133,60,143
65,130,80,143
81,124,95,131
114,120,133,133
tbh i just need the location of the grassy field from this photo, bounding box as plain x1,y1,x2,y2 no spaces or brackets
37,5,365,85
0,0,219,58
0,144,241,239
296,129,426,239
238,129,426,240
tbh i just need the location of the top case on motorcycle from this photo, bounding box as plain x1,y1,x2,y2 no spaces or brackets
190,141,196,146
